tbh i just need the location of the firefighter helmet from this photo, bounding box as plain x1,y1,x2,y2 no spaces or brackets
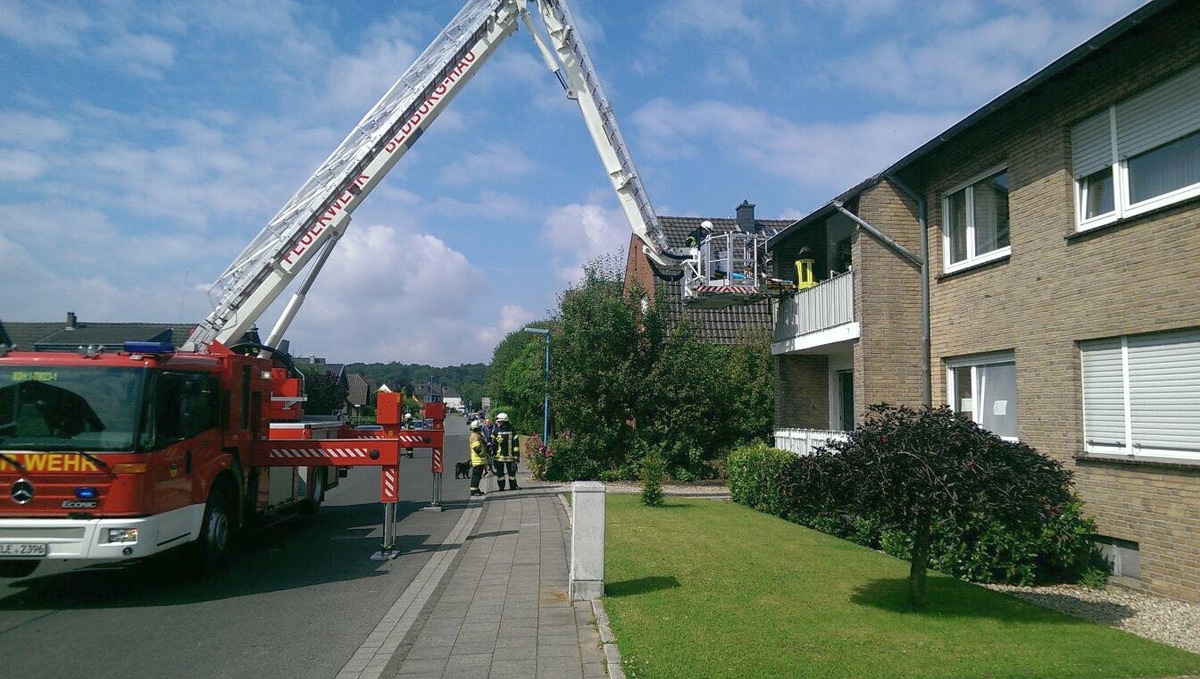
469,419,481,431
404,412,413,420
495,412,508,423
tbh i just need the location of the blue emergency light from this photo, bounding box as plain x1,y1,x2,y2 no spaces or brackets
75,487,98,499
123,341,175,355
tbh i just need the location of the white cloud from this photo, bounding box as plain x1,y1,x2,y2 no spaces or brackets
95,31,175,78
275,222,525,363
0,112,71,146
0,2,89,48
322,34,423,117
633,98,958,199
0,229,150,323
702,51,755,89
0,149,49,182
542,202,629,286
652,0,763,41
437,143,536,187
826,1,1146,106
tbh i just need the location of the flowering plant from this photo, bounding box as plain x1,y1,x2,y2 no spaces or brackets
524,435,553,480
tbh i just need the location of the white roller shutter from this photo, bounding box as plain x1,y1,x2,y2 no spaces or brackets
1072,109,1114,179
1127,329,1200,458
1081,338,1128,453
1116,65,1200,160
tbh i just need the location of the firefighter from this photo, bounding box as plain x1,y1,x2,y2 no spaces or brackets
685,220,712,248
402,412,415,458
491,412,520,491
468,419,490,496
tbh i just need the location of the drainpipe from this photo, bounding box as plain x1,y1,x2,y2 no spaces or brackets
832,190,931,409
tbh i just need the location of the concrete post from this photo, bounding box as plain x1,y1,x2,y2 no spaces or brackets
569,481,605,600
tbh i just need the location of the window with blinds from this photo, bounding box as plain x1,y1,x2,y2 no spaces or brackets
1071,64,1200,230
1080,329,1200,460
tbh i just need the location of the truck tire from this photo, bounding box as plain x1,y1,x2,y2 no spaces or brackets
193,483,234,577
299,466,326,516
0,560,39,579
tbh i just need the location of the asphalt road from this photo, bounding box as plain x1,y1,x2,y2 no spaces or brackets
0,416,474,679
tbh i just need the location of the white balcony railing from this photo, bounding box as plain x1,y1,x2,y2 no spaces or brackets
773,270,854,343
773,428,848,456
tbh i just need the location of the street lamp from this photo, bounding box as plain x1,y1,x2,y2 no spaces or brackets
522,326,550,446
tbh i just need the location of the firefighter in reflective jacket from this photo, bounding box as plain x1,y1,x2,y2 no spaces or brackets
491,412,520,491
402,412,415,458
468,419,490,496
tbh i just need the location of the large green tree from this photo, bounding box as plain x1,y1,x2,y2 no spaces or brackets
537,254,774,481
545,255,662,479
485,325,553,436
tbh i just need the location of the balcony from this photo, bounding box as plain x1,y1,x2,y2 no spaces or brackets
772,270,857,353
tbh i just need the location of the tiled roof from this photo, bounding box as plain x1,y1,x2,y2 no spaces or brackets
654,215,792,345
0,321,63,350
1,319,197,351
347,373,372,407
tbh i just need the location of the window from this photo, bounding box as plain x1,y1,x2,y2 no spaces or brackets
1080,329,1200,461
1072,64,1200,230
943,168,1009,271
141,371,219,448
946,352,1018,440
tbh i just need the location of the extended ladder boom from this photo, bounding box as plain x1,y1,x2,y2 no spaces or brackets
185,0,714,352
184,0,524,351
528,0,682,270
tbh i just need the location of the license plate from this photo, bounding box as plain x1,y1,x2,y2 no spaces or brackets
0,543,48,557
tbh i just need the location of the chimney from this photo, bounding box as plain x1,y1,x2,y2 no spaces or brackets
66,311,77,330
736,200,756,233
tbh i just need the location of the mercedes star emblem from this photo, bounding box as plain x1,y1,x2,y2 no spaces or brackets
11,478,34,505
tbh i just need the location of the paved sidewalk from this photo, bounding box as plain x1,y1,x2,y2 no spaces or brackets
377,473,616,679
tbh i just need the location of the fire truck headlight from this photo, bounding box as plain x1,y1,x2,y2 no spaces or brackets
107,528,138,544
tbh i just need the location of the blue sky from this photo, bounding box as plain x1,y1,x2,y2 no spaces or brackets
0,0,1147,366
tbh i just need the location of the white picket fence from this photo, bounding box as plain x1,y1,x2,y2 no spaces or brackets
772,428,848,455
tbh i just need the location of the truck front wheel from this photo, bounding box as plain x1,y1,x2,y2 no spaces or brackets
193,483,235,577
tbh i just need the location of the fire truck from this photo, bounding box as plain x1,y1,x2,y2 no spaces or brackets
0,0,781,579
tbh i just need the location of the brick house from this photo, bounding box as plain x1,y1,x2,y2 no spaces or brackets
768,180,926,452
773,0,1200,601
623,201,792,344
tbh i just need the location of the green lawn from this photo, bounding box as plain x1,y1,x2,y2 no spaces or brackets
602,495,1200,679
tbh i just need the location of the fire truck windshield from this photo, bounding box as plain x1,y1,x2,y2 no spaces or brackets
0,367,145,452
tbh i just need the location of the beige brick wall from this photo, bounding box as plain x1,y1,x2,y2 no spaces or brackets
904,3,1200,602
774,354,829,429
855,182,926,421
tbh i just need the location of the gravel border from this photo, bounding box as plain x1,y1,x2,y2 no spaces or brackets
982,582,1200,655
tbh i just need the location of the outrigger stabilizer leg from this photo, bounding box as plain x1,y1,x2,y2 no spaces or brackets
371,463,402,560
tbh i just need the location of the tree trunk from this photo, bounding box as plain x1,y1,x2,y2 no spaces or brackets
908,514,932,608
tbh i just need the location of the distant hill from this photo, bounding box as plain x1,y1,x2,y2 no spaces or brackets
345,362,488,410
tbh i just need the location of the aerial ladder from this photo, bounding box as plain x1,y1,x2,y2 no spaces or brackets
183,0,775,358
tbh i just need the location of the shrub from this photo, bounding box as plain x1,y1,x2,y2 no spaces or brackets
640,442,665,507
729,405,1106,602
523,435,551,481
727,442,796,518
543,430,634,482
